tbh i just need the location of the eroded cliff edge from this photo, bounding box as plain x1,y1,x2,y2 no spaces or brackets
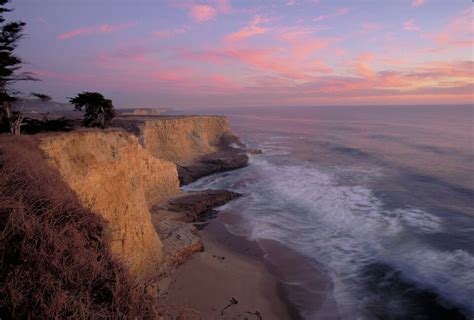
39,130,180,279
114,115,249,184
37,115,249,280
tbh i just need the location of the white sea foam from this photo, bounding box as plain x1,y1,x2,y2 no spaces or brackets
395,208,443,233
184,154,474,318
382,247,474,311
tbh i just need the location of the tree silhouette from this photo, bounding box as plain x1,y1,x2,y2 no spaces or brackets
0,0,36,134
69,92,116,128
31,92,52,102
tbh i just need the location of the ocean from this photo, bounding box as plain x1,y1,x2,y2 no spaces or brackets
184,105,474,319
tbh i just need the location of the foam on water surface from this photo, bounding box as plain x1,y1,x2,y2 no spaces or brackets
184,110,474,319
185,154,474,318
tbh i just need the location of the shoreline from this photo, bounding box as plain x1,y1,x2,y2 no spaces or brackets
158,211,296,319
158,208,340,319
213,211,340,320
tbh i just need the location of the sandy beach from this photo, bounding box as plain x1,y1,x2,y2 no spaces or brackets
158,213,294,319
158,210,340,320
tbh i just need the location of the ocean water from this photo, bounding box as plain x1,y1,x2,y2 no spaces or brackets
184,105,474,319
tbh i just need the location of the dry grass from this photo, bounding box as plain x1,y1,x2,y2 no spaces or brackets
0,135,156,319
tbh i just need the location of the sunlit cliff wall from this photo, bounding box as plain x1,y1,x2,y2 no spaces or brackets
39,130,179,279
141,116,236,165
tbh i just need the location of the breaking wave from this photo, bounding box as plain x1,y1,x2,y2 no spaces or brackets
186,156,474,318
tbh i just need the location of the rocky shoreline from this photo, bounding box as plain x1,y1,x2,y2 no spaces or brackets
151,189,242,269
155,211,295,320
177,150,249,185
120,116,297,319
2,114,293,319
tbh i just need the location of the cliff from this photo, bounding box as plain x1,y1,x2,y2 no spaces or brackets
0,135,158,319
39,130,180,279
141,116,233,164
113,115,249,184
34,116,247,276
118,108,169,116
2,115,255,318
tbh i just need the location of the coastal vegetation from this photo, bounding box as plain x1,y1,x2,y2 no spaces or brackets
0,0,114,134
0,136,156,318
31,92,52,102
0,2,152,318
0,0,35,134
0,114,251,318
1,0,270,318
69,92,116,128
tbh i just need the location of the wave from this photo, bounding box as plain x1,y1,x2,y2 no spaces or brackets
185,157,474,318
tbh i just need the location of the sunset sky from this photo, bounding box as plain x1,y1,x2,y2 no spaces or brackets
10,0,474,108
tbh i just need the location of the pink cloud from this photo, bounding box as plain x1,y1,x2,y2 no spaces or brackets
182,42,333,81
213,0,232,13
286,60,473,104
182,47,291,78
183,0,232,23
404,19,420,31
427,7,473,48
87,42,245,96
334,48,346,57
182,24,337,80
44,50,474,106
411,0,425,8
154,26,191,39
93,39,169,70
225,48,309,79
314,7,349,22
154,30,173,38
291,39,329,60
50,5,472,108
58,27,95,40
225,15,269,43
352,53,376,78
189,4,217,23
377,72,412,88
57,23,134,40
278,28,336,60
409,60,474,79
310,60,333,74
98,23,133,33
287,0,296,6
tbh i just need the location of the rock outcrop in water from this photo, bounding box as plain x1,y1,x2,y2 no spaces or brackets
176,150,249,185
161,189,241,222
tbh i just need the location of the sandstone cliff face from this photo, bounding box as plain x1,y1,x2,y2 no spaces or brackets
36,116,245,278
141,116,236,165
39,130,179,279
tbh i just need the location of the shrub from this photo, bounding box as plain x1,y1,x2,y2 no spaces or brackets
69,92,116,128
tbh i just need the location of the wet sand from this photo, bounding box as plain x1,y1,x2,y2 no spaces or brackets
159,211,340,319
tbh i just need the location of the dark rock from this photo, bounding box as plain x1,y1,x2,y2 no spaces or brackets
246,148,263,155
165,189,241,222
178,151,249,185
218,132,246,149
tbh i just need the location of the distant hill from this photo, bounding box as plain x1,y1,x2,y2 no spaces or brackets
117,107,172,117
13,99,174,119
15,99,73,113
14,99,81,119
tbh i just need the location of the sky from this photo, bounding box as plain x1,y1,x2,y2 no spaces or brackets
7,0,474,108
